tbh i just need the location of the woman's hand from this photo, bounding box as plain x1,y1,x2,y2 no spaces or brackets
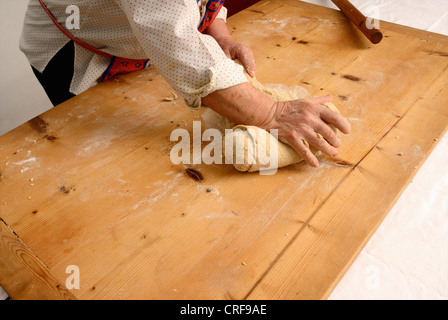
263,96,352,167
203,83,351,168
215,38,256,78
205,19,256,77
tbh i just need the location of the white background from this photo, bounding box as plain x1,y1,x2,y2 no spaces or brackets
0,0,447,300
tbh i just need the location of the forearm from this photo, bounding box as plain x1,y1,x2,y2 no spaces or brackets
202,82,276,127
204,18,232,44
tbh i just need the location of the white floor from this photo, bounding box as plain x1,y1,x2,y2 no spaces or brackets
0,0,447,300
0,1,52,137
301,0,448,300
0,286,7,300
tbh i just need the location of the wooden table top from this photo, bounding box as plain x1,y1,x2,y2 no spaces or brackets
1,0,447,300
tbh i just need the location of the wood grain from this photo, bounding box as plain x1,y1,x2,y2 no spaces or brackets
0,218,76,300
0,0,447,299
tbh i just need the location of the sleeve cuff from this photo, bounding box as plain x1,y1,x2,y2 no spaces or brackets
181,58,248,109
216,6,228,22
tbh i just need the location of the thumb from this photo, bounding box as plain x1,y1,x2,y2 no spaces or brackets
238,51,256,78
245,59,256,78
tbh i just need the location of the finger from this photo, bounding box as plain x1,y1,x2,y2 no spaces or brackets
308,95,332,105
286,135,320,168
313,120,341,148
304,128,339,158
247,60,257,78
319,107,351,135
238,46,256,78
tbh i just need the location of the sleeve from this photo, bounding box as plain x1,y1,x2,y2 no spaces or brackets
216,5,228,22
116,0,247,108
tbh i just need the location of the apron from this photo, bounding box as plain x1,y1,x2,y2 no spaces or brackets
39,0,225,81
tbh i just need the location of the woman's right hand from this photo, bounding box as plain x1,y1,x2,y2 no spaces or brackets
262,96,352,167
203,83,351,168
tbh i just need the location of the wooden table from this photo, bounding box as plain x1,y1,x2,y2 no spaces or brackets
1,0,447,300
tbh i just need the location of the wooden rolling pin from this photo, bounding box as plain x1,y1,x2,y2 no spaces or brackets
331,0,383,44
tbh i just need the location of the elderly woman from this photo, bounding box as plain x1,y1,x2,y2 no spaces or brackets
20,0,350,167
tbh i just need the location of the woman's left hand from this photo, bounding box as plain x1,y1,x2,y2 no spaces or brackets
216,38,256,78
205,19,256,77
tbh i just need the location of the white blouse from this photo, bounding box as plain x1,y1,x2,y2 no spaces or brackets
19,0,247,108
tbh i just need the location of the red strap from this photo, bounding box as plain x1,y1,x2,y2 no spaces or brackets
102,57,149,82
198,0,225,33
38,0,113,59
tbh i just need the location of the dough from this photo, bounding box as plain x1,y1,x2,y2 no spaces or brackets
225,102,339,173
224,61,340,173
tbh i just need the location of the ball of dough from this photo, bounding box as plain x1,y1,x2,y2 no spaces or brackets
226,103,339,173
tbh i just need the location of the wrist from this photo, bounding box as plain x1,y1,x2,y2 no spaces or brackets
257,101,283,130
213,35,233,48
202,82,277,127
204,19,233,43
